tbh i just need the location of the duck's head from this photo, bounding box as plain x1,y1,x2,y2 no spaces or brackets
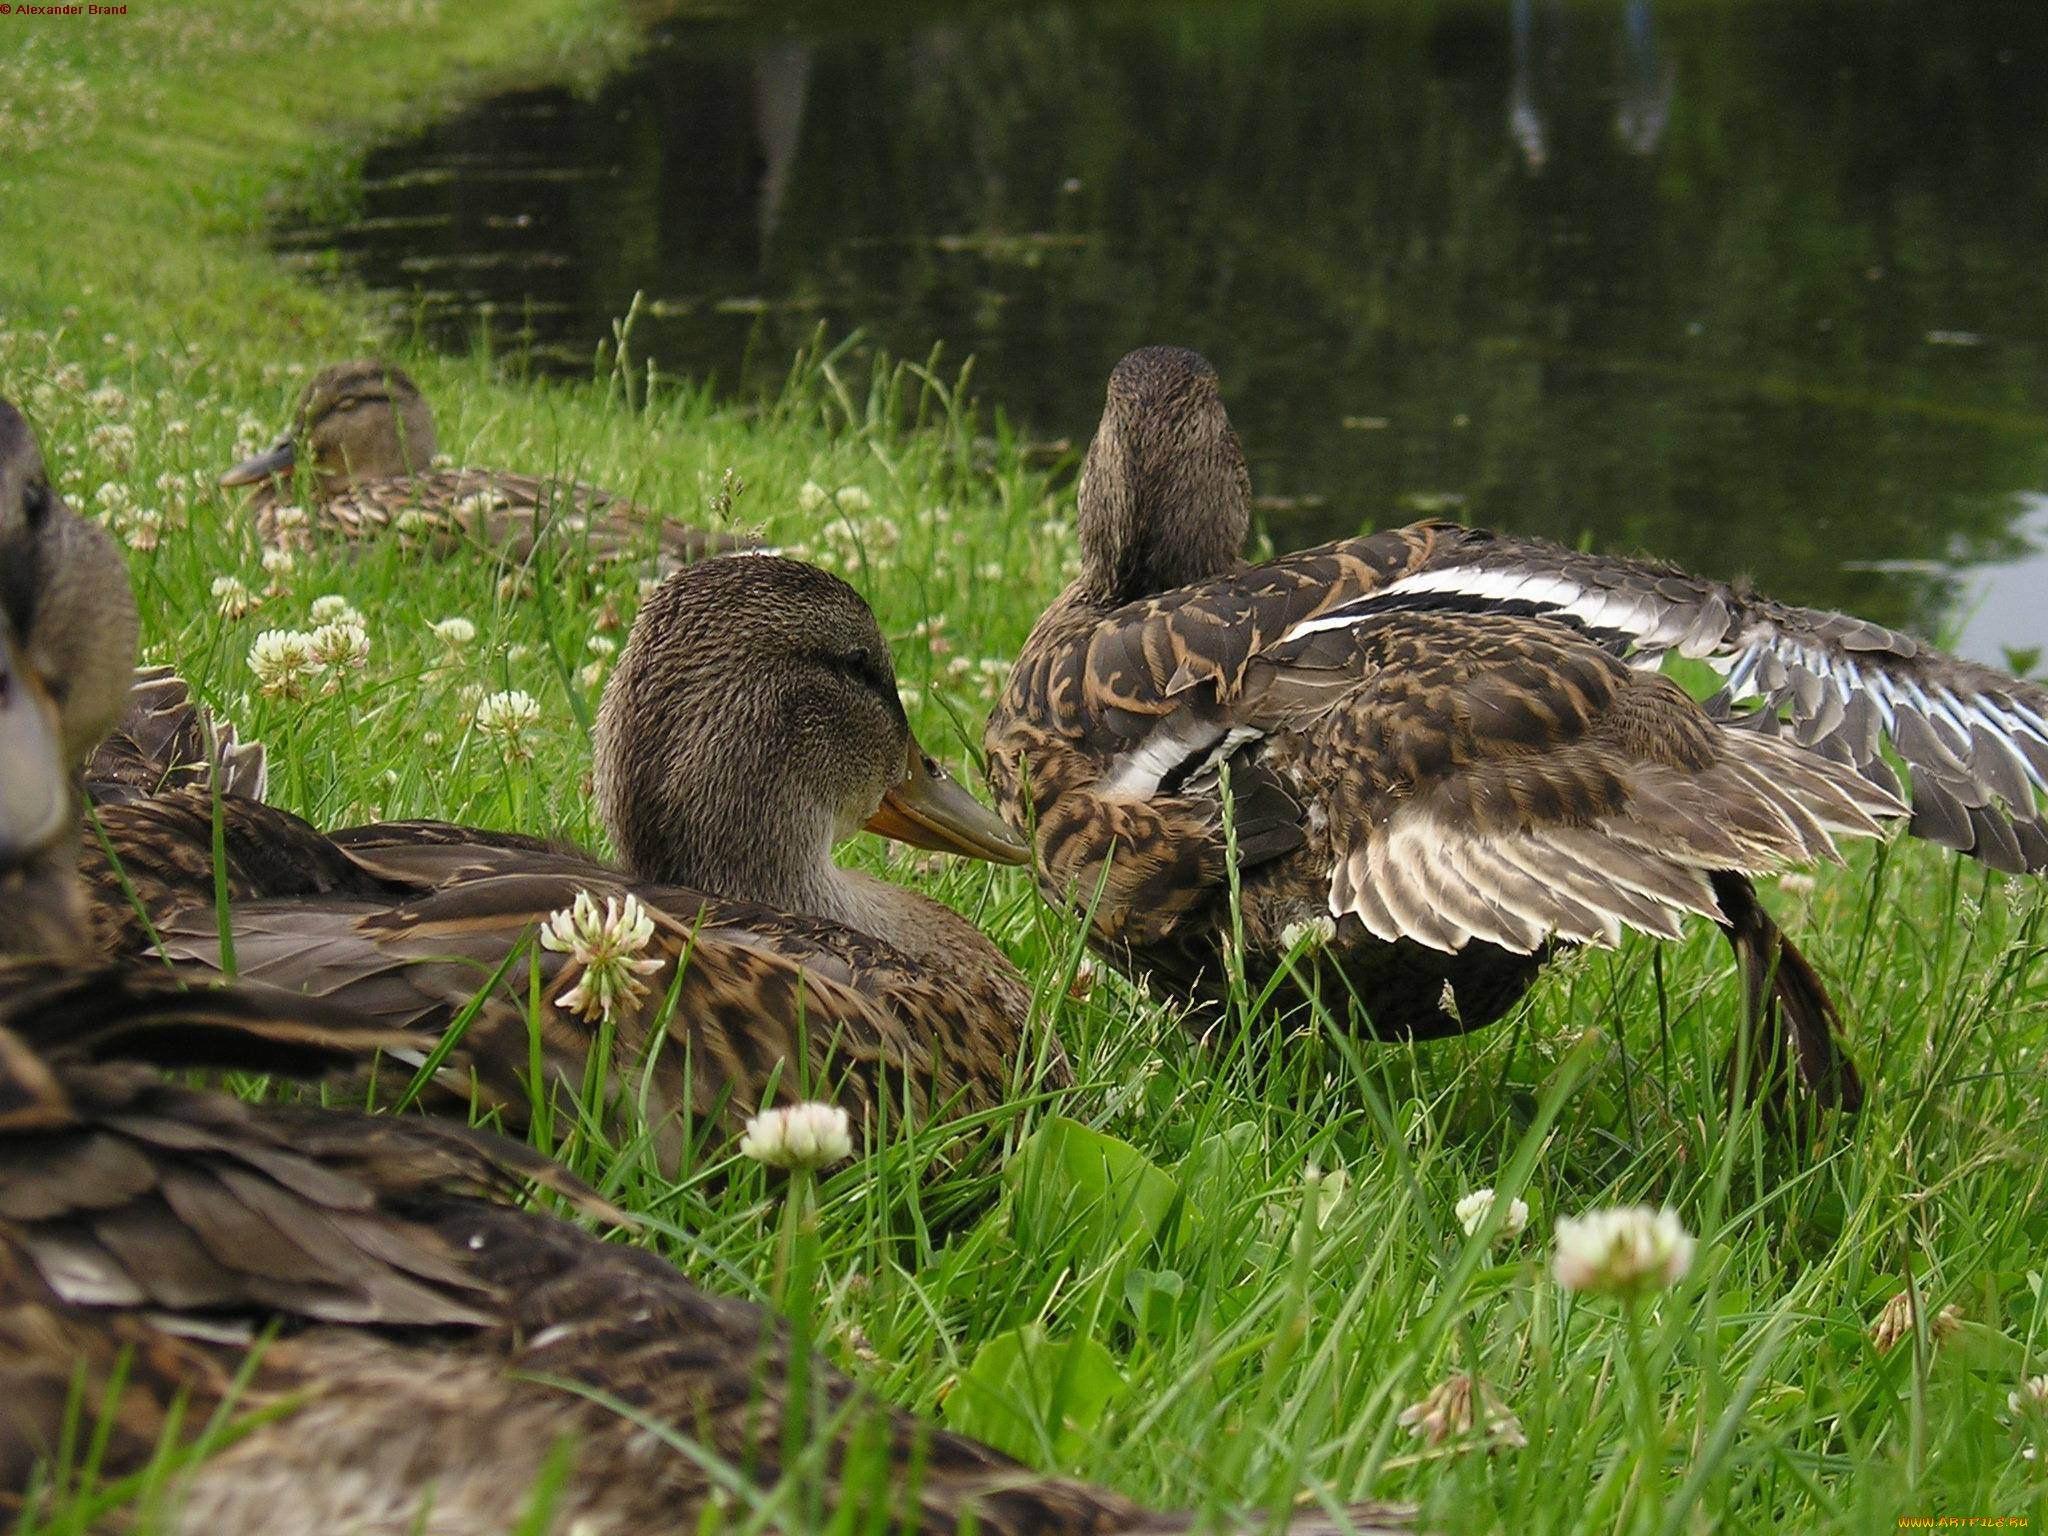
220,360,438,498
595,555,1026,917
1076,346,1250,604
1,400,131,955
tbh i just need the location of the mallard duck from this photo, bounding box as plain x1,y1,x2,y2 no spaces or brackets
219,359,759,568
986,347,2048,1112
79,555,1054,1158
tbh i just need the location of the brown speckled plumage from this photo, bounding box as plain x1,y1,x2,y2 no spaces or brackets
222,360,759,570
84,664,268,804
0,962,1413,1536
989,348,2047,1113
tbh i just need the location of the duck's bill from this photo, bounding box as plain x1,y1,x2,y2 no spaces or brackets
865,741,1028,866
219,434,296,488
0,629,70,868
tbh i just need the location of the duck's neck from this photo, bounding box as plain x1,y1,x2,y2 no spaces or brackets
1076,429,1248,606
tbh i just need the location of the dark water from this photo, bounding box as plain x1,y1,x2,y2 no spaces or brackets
286,0,2048,661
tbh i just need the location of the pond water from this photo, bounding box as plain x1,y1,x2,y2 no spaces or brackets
286,0,2047,661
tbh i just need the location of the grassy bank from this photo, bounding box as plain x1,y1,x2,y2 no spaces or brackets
5,2,2048,1532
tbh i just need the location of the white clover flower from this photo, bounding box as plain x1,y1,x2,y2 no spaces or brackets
2012,1375,2048,1417
577,661,606,690
797,480,830,514
1279,914,1337,952
309,594,364,627
308,620,370,672
430,616,477,647
1397,1375,1525,1450
87,383,128,414
586,634,617,658
269,504,310,533
261,547,296,576
1456,1187,1531,1242
247,628,322,700
392,507,433,538
473,689,541,758
538,890,664,1024
93,481,132,512
834,485,873,513
88,422,136,455
739,1102,854,1172
1552,1205,1694,1298
121,506,165,552
210,574,258,620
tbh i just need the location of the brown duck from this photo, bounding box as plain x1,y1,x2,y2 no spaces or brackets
77,557,1054,1159
986,347,2048,1113
220,359,759,568
0,794,1411,1531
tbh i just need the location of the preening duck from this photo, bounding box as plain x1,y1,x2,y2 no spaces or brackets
0,842,1411,1534
77,554,1053,1158
220,359,759,569
986,346,2047,1113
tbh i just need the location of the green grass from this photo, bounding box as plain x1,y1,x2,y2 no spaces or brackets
5,2,2048,1532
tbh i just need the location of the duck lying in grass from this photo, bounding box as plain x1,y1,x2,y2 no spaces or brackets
0,624,1415,1536
986,346,2048,1116
220,359,759,569
52,500,1051,1157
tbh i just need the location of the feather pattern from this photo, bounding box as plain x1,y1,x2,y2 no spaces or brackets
0,961,1413,1535
81,791,1043,1166
1288,523,2048,873
984,346,2041,1119
83,665,268,804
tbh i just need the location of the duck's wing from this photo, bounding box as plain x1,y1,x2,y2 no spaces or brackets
149,873,970,1148
1300,522,2048,874
1259,608,1901,956
80,786,402,956
994,529,1907,960
83,666,267,804
0,958,619,1505
300,469,760,571
328,817,618,888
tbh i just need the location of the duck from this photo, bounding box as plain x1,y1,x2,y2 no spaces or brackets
68,547,1054,1157
0,767,1413,1534
985,346,2048,1115
219,359,759,569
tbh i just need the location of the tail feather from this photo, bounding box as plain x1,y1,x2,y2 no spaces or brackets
85,666,267,803
1711,871,1863,1115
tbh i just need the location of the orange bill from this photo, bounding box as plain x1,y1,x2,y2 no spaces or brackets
864,737,1028,866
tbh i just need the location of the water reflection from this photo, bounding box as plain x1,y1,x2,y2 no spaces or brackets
287,0,2047,658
